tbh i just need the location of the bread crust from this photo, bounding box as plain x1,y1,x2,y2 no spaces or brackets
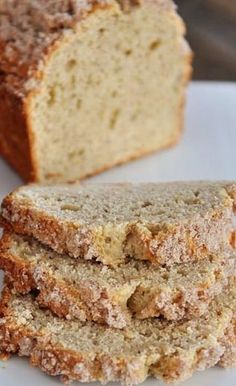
0,0,192,183
0,286,235,385
0,84,36,181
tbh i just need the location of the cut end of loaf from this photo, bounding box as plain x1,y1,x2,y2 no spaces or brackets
27,1,191,182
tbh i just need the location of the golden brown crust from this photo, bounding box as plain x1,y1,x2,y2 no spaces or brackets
0,84,36,181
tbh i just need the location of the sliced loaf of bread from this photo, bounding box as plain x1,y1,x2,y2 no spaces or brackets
1,232,235,328
0,0,191,182
1,182,236,266
0,283,235,385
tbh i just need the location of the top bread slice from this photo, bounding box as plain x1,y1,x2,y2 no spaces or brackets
1,182,236,266
0,0,191,183
0,282,235,385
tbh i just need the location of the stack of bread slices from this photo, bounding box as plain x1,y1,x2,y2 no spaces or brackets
0,181,235,385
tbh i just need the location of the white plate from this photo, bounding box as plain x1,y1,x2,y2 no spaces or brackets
0,81,236,385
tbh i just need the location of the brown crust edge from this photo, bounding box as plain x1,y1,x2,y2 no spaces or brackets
0,85,37,181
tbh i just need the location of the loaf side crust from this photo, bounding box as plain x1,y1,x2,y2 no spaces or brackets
0,83,39,181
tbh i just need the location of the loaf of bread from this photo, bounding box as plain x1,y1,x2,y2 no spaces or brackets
0,283,235,385
1,182,236,266
1,232,235,328
0,0,191,182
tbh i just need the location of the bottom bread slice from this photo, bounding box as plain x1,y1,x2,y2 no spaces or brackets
0,283,235,385
1,232,235,328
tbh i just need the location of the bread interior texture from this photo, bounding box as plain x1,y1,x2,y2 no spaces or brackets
29,4,188,182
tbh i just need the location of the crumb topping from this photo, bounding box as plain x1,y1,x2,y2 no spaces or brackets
0,0,115,95
0,0,174,96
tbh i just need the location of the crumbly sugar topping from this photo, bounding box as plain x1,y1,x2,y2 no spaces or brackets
0,0,174,96
0,0,114,95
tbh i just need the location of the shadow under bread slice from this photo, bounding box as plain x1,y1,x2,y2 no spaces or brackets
1,232,235,329
0,281,235,385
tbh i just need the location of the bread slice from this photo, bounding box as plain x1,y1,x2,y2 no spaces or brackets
0,0,191,183
0,282,235,385
1,232,235,328
1,182,236,266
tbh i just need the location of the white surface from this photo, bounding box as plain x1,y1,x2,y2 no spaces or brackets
0,81,236,385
